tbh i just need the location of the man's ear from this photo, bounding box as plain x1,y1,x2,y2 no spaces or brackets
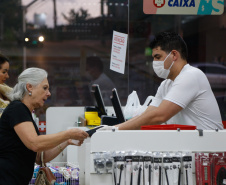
172,50,179,61
26,83,33,93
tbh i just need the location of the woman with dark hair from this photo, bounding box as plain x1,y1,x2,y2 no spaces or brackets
0,54,12,113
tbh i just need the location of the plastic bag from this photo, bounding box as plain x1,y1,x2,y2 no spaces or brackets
124,91,154,120
133,95,154,117
123,91,141,120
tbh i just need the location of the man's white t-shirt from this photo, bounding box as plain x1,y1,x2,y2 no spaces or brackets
150,64,223,130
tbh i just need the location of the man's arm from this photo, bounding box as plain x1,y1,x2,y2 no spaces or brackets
117,100,182,130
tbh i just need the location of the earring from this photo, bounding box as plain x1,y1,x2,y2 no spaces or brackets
29,92,32,96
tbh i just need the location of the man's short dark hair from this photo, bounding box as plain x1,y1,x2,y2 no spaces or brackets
86,56,104,72
150,32,188,60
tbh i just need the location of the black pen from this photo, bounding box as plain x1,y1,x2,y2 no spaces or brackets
149,165,151,185
165,167,169,185
178,168,181,185
114,168,117,185
137,165,142,185
159,166,161,185
118,164,124,185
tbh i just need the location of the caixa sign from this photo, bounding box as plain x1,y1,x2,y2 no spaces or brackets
154,0,195,8
144,0,224,15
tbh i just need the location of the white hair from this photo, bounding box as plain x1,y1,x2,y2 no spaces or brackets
8,67,48,101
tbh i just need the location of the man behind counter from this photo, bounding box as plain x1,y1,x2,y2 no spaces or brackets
105,31,223,130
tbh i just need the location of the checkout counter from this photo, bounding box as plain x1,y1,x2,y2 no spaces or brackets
46,106,226,185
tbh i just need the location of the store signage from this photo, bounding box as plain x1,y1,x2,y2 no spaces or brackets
143,0,224,14
110,31,128,74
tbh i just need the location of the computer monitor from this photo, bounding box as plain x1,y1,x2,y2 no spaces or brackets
91,84,107,117
110,88,126,123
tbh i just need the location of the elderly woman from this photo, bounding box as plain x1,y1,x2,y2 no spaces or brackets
0,54,12,113
0,67,89,185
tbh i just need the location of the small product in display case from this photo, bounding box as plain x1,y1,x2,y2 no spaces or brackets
29,162,79,185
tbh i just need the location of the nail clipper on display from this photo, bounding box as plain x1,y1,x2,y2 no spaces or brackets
125,155,133,185
114,153,126,185
182,153,193,185
143,152,153,185
153,152,163,185
212,153,226,185
93,152,113,174
163,153,173,185
195,152,226,185
131,153,144,185
172,152,182,185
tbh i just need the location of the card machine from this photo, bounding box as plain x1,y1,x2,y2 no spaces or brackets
86,126,104,137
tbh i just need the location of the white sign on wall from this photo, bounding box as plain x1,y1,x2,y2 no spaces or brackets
110,31,128,74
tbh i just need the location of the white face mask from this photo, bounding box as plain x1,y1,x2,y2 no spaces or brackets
153,52,174,79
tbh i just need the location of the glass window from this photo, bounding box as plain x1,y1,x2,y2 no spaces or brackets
0,0,225,121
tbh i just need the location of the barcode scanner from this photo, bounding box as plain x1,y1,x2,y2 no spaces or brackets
86,125,104,137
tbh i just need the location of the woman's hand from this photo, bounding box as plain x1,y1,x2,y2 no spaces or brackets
67,139,84,146
69,128,89,141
